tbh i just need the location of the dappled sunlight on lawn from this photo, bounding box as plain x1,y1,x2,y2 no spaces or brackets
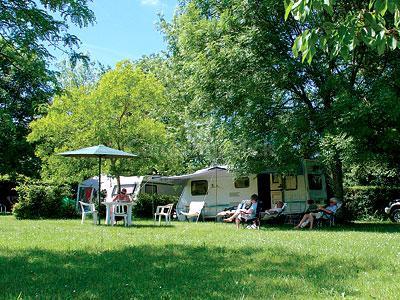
0,216,399,299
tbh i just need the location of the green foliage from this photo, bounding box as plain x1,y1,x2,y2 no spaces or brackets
13,182,75,219
28,60,183,182
136,55,219,173
162,0,400,199
56,59,109,89
285,0,400,62
0,42,55,177
133,193,179,218
343,186,400,220
0,0,94,178
0,0,95,64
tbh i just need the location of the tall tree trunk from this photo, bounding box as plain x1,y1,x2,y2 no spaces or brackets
331,152,344,200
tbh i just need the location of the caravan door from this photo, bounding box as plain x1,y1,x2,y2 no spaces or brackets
304,160,327,205
270,174,284,206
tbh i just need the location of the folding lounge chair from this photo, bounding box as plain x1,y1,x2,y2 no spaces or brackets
180,201,205,223
317,202,343,227
260,203,288,222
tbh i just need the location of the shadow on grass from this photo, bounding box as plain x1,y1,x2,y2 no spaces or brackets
96,223,175,229
260,222,399,233
0,244,374,299
320,222,400,233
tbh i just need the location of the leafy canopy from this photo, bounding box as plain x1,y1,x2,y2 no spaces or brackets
162,0,400,196
0,0,95,178
28,61,182,182
284,0,400,62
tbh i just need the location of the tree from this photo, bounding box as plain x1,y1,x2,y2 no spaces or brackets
28,61,182,183
284,0,400,62
56,58,109,89
162,0,400,199
0,0,95,178
136,54,225,172
0,0,95,64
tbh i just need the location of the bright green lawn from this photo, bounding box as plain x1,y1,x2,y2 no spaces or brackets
0,216,399,299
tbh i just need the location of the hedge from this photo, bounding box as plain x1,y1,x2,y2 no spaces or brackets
343,186,400,221
133,193,179,218
13,183,78,219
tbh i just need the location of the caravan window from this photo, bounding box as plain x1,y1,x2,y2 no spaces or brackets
284,175,297,190
112,184,136,196
191,180,208,196
272,174,282,184
144,184,158,194
308,174,322,190
234,177,250,188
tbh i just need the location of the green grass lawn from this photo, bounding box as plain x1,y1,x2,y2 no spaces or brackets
0,216,399,299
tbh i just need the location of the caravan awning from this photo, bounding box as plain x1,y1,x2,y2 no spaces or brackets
166,166,228,181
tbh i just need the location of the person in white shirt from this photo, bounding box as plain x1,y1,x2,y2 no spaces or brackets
224,194,258,229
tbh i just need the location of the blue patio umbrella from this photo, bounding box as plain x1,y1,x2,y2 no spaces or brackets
58,145,137,224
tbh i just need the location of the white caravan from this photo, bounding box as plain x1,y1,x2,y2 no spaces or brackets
171,160,327,220
76,175,182,206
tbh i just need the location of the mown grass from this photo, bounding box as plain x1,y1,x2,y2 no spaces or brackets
0,216,399,299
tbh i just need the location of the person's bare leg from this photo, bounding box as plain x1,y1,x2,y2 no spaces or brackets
309,215,314,229
235,218,240,229
295,214,309,228
225,210,240,222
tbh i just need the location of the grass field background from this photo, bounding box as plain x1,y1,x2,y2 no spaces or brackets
0,216,399,299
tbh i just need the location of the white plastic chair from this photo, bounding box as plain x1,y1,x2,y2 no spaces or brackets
112,202,129,227
79,201,98,225
180,201,205,223
154,203,174,225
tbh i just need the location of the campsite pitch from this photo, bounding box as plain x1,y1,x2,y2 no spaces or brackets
0,216,399,299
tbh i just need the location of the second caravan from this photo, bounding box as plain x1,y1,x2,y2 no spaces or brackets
76,175,182,205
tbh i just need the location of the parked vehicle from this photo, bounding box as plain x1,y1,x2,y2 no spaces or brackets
76,175,183,207
168,160,328,220
384,199,400,223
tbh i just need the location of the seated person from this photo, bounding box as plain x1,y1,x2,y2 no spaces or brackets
112,188,130,202
295,197,338,230
305,199,318,213
111,188,130,222
264,201,284,215
224,194,258,229
217,199,251,219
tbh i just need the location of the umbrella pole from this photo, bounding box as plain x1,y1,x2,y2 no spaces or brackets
98,156,101,225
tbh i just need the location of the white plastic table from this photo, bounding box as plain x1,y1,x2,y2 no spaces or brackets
102,201,134,226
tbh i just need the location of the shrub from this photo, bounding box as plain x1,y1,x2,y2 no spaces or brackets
13,183,78,219
343,186,400,221
133,193,179,218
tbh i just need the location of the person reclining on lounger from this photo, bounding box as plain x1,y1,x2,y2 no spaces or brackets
217,199,252,220
295,197,338,230
224,194,258,229
264,201,284,215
